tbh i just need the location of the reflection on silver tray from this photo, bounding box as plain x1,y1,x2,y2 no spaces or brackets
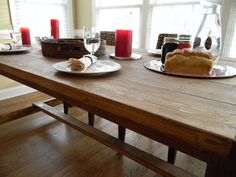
109,53,142,60
144,60,236,78
0,46,31,54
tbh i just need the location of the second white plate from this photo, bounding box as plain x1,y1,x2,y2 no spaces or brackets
53,60,121,76
146,49,162,56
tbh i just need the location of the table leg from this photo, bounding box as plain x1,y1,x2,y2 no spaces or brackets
168,147,177,164
63,101,69,114
63,102,94,127
88,112,95,126
118,125,126,141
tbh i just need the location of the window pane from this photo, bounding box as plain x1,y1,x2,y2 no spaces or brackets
96,8,140,48
148,4,201,49
96,0,142,7
10,0,71,42
227,1,236,57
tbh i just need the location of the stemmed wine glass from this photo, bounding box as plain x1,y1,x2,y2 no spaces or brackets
83,26,101,55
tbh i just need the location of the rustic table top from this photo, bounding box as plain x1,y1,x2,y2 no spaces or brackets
0,47,235,164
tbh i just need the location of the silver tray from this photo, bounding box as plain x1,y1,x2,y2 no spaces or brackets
144,60,236,79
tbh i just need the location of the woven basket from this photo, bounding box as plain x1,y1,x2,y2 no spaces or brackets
101,31,115,46
41,38,106,58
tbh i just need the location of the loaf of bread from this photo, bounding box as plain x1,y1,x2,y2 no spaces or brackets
164,49,214,74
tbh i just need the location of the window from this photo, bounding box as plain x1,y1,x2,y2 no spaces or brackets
94,0,143,48
93,0,236,58
223,0,236,57
148,0,200,49
9,0,73,42
93,0,200,49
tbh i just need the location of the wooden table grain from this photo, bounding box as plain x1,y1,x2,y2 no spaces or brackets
0,47,235,176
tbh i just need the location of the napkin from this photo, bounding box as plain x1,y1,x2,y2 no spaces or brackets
0,43,12,51
67,54,97,72
0,43,22,51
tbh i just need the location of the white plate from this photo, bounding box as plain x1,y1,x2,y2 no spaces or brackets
0,46,31,54
53,60,121,75
147,49,162,56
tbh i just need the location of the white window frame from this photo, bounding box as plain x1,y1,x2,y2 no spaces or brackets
221,0,234,57
93,0,235,58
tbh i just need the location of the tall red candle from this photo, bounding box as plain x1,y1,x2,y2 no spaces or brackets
50,19,60,39
20,27,31,45
115,29,133,58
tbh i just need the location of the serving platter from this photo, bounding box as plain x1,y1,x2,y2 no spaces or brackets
144,60,236,78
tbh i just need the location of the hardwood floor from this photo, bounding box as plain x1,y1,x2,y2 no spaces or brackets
0,106,206,177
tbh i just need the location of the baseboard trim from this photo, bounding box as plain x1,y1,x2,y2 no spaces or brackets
0,85,36,100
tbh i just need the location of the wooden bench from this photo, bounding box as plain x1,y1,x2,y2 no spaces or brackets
34,101,197,177
0,90,196,176
0,91,61,124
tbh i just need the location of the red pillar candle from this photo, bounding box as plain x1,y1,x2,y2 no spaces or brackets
50,19,60,39
115,29,133,58
20,27,31,45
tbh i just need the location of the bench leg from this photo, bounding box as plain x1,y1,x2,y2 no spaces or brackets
118,125,126,141
88,112,95,126
167,147,177,164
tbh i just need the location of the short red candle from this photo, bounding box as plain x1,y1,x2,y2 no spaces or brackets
115,29,133,58
50,19,60,39
20,27,31,45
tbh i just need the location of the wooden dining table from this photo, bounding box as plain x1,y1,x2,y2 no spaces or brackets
0,47,235,177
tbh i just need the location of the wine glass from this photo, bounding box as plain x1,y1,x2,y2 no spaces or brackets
83,26,101,55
